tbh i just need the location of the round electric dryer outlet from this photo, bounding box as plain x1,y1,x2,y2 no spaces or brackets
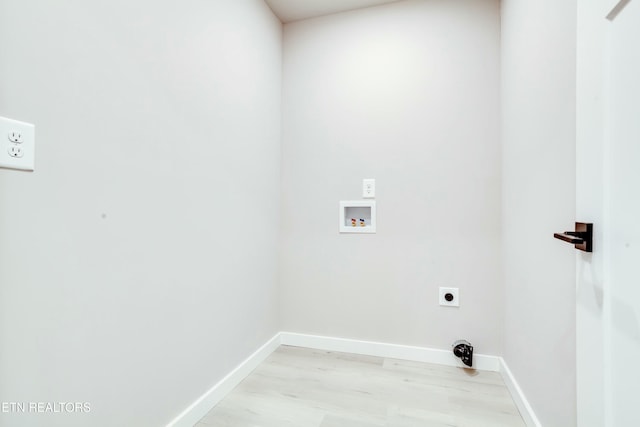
439,287,459,307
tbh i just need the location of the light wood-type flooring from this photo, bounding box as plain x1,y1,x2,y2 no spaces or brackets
196,345,526,427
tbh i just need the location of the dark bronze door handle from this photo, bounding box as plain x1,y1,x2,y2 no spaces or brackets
554,222,593,252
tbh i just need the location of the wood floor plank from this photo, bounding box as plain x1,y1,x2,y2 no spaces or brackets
196,345,526,427
319,414,385,427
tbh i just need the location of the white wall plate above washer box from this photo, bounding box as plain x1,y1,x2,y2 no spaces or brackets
0,116,35,171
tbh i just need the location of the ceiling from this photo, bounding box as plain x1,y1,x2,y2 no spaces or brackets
264,0,403,23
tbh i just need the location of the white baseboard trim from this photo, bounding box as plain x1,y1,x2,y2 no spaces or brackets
499,357,542,427
166,333,540,427
166,333,281,427
280,332,501,372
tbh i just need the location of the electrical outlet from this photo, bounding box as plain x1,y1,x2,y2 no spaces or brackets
8,131,23,143
0,116,35,171
363,178,375,198
8,145,24,158
439,287,459,307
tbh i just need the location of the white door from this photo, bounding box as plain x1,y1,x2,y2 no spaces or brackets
604,0,640,424
577,1,640,425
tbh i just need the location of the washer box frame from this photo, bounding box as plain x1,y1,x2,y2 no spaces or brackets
339,200,376,233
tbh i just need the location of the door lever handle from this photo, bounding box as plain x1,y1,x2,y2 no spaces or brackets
554,222,593,252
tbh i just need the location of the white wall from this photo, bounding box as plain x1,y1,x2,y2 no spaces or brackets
280,0,502,354
501,0,577,426
0,1,282,426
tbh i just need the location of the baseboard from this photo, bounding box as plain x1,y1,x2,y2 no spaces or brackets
166,333,281,427
499,357,542,427
166,332,539,427
280,332,501,372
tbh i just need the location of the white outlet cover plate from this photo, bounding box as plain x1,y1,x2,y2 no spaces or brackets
439,287,459,307
0,116,35,171
362,178,375,198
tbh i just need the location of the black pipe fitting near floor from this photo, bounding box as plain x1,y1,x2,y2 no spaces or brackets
452,340,474,367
